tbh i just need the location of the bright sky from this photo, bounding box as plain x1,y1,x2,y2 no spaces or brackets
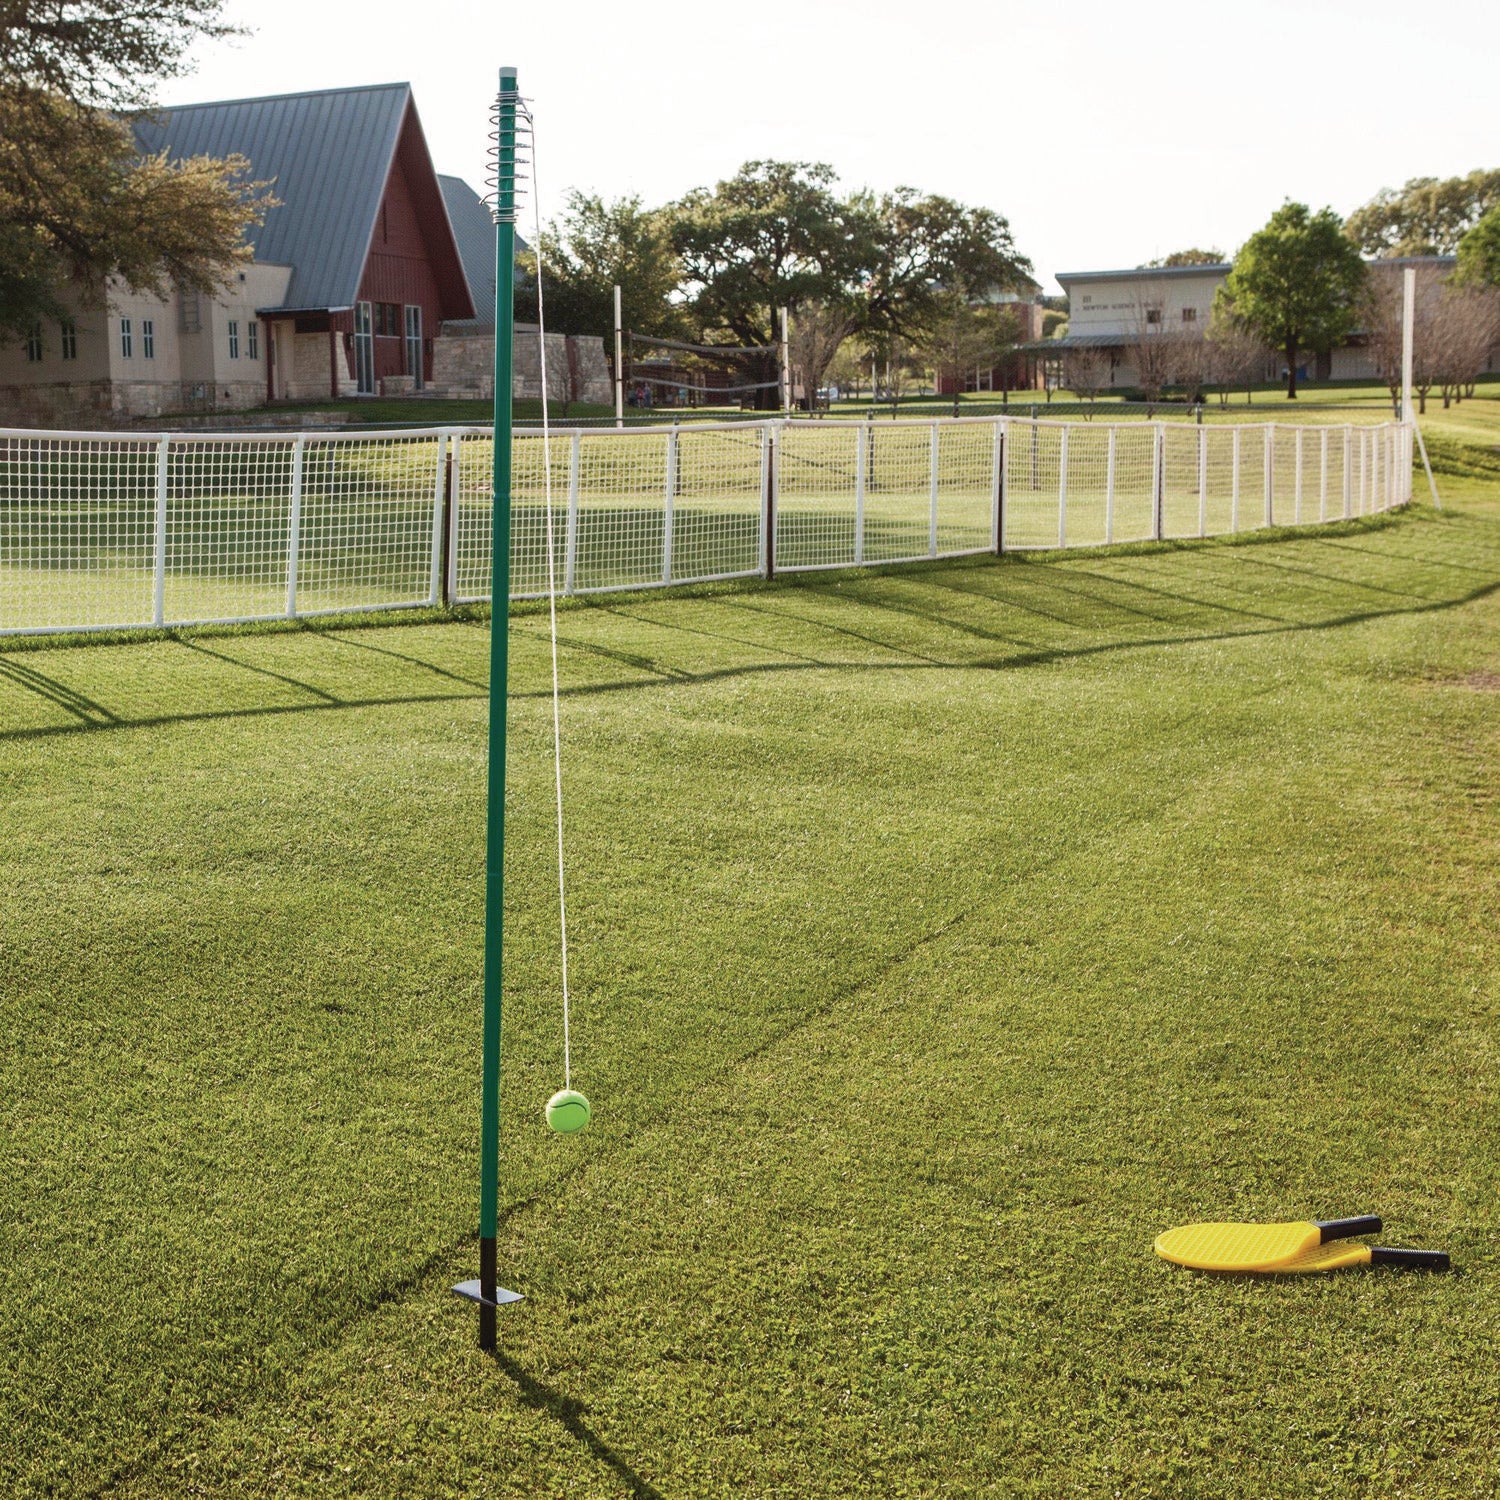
162,0,1500,295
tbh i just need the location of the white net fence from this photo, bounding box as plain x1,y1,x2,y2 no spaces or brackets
0,417,1414,636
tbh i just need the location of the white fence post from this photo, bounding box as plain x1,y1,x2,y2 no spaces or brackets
1105,426,1116,544
1057,426,1069,548
855,420,867,565
1231,426,1241,533
1152,423,1165,541
1320,429,1329,521
286,434,305,619
990,420,1004,554
1343,427,1352,518
1263,424,1274,528
1294,427,1303,525
428,432,447,607
663,427,678,584
1196,427,1207,538
928,422,939,557
762,422,777,580
152,436,169,628
564,429,581,594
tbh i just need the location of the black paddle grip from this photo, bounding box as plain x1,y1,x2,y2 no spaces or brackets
1369,1247,1450,1271
1315,1216,1382,1243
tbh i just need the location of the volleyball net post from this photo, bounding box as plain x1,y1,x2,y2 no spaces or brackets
779,306,791,415
613,284,624,428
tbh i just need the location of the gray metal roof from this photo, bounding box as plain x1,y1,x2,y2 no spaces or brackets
1021,333,1131,353
1058,264,1233,285
437,175,533,332
132,83,412,311
439,176,497,330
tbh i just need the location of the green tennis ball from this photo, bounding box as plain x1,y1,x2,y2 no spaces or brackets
545,1088,591,1135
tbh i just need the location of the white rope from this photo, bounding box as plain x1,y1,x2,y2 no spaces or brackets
521,101,573,1091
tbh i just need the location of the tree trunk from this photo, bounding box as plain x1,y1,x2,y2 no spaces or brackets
1285,339,1298,399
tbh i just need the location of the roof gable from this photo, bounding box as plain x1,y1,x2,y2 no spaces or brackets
438,175,500,329
373,112,475,321
132,83,413,310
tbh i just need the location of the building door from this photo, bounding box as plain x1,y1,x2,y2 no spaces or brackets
354,300,375,394
404,305,424,390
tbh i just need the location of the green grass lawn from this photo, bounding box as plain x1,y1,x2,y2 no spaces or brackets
237,376,1499,436
3,467,1498,1495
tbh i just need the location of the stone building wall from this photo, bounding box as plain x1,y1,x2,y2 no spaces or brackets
280,330,359,401
432,325,612,403
0,377,265,427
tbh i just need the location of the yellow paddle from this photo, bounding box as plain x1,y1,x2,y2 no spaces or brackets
1153,1216,1382,1272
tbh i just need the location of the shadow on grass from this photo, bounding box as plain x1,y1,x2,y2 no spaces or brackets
486,1349,669,1500
0,654,123,726
1,566,1496,746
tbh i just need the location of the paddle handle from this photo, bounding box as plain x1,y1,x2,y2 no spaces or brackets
1316,1216,1382,1243
1369,1247,1450,1271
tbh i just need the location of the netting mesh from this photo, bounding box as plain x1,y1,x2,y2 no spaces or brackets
776,423,857,569
295,437,439,616
0,416,1413,637
1002,421,1064,548
0,434,157,630
165,440,293,624
671,426,763,583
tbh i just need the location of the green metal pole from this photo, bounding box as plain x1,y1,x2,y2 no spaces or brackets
478,64,519,1351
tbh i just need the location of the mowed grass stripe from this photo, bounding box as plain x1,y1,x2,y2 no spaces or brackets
2,493,1498,1496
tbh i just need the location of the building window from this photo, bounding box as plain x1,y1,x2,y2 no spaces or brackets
228,320,240,359
120,317,133,357
142,319,155,358
247,321,259,360
404,304,424,389
25,324,43,362
375,302,401,337
60,320,77,359
1182,307,1197,324
1145,308,1162,325
353,301,375,394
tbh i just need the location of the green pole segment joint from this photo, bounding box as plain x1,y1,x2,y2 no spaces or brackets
453,64,522,1350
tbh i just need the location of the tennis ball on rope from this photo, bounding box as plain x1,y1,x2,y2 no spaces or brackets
545,1088,591,1135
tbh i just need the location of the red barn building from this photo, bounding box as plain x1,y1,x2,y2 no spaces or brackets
132,82,475,403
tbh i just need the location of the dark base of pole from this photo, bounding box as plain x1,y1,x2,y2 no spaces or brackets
454,1236,522,1348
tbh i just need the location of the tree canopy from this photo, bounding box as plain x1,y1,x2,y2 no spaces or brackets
1218,203,1366,398
662,161,1031,404
1455,205,1500,287
1345,170,1500,258
0,0,271,340
513,191,683,343
1140,248,1226,267
669,162,868,353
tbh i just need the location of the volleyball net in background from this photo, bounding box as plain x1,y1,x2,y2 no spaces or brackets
0,414,1414,637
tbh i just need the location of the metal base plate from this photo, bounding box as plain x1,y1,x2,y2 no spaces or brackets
452,1279,524,1309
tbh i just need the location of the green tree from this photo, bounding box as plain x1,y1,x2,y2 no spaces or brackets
667,162,1031,407
1,1,273,340
1345,170,1500,257
858,188,1032,342
513,191,684,351
668,161,867,406
920,285,1019,416
1217,203,1366,398
1455,204,1500,287
1140,248,1226,267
